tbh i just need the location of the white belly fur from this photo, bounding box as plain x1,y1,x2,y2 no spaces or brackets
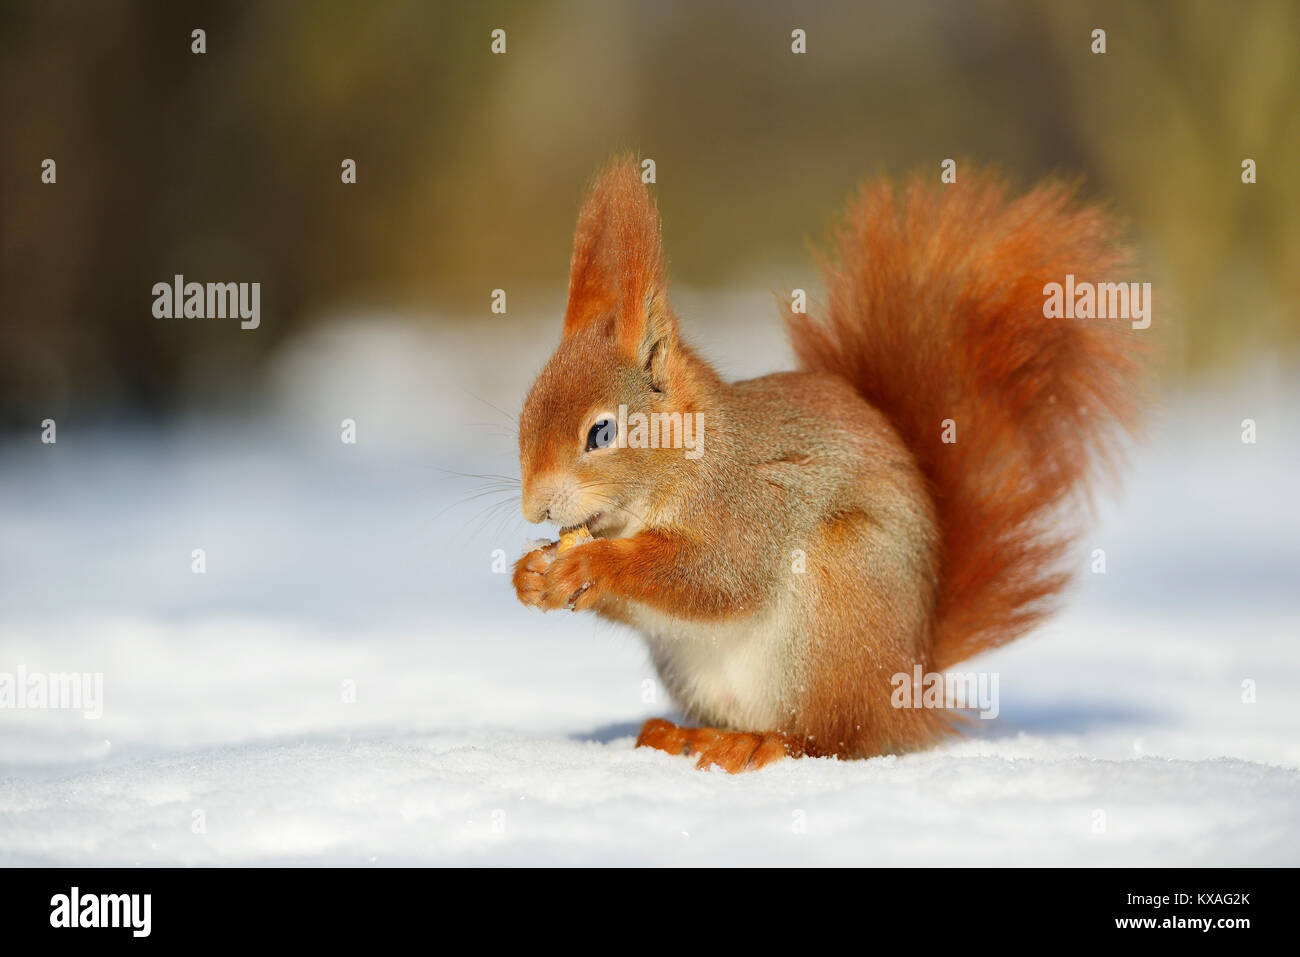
628,596,799,731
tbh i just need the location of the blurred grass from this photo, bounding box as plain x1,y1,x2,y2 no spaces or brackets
2,0,1296,427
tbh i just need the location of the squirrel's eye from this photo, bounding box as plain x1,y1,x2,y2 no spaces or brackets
586,417,617,451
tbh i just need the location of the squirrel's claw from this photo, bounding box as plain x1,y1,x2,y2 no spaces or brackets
535,541,605,612
512,542,558,608
636,718,797,773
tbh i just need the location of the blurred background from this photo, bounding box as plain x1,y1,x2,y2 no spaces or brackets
1,0,1296,648
2,0,1298,427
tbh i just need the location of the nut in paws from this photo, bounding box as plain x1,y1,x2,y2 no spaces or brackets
538,541,607,612
512,541,557,608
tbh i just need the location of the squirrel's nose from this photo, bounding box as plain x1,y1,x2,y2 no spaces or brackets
521,483,552,524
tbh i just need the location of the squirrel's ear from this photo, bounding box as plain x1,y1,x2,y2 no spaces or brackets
624,288,676,391
561,165,620,339
562,158,675,374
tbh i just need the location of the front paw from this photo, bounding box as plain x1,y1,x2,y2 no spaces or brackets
513,541,558,608
537,540,610,612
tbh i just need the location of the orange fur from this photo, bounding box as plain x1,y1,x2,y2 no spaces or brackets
636,718,798,772
786,171,1144,669
515,159,1144,771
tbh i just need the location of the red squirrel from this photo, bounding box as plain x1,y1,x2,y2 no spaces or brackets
513,157,1142,772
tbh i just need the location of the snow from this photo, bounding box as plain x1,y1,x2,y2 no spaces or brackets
1,314,1297,865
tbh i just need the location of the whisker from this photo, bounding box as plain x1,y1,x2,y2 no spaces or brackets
435,467,520,485
459,388,520,427
429,486,519,524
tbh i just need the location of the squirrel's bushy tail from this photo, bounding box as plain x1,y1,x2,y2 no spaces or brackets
787,170,1144,669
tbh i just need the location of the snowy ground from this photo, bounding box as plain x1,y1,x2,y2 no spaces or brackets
1,310,1297,865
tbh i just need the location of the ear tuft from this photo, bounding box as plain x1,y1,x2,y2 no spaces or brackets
561,157,674,363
